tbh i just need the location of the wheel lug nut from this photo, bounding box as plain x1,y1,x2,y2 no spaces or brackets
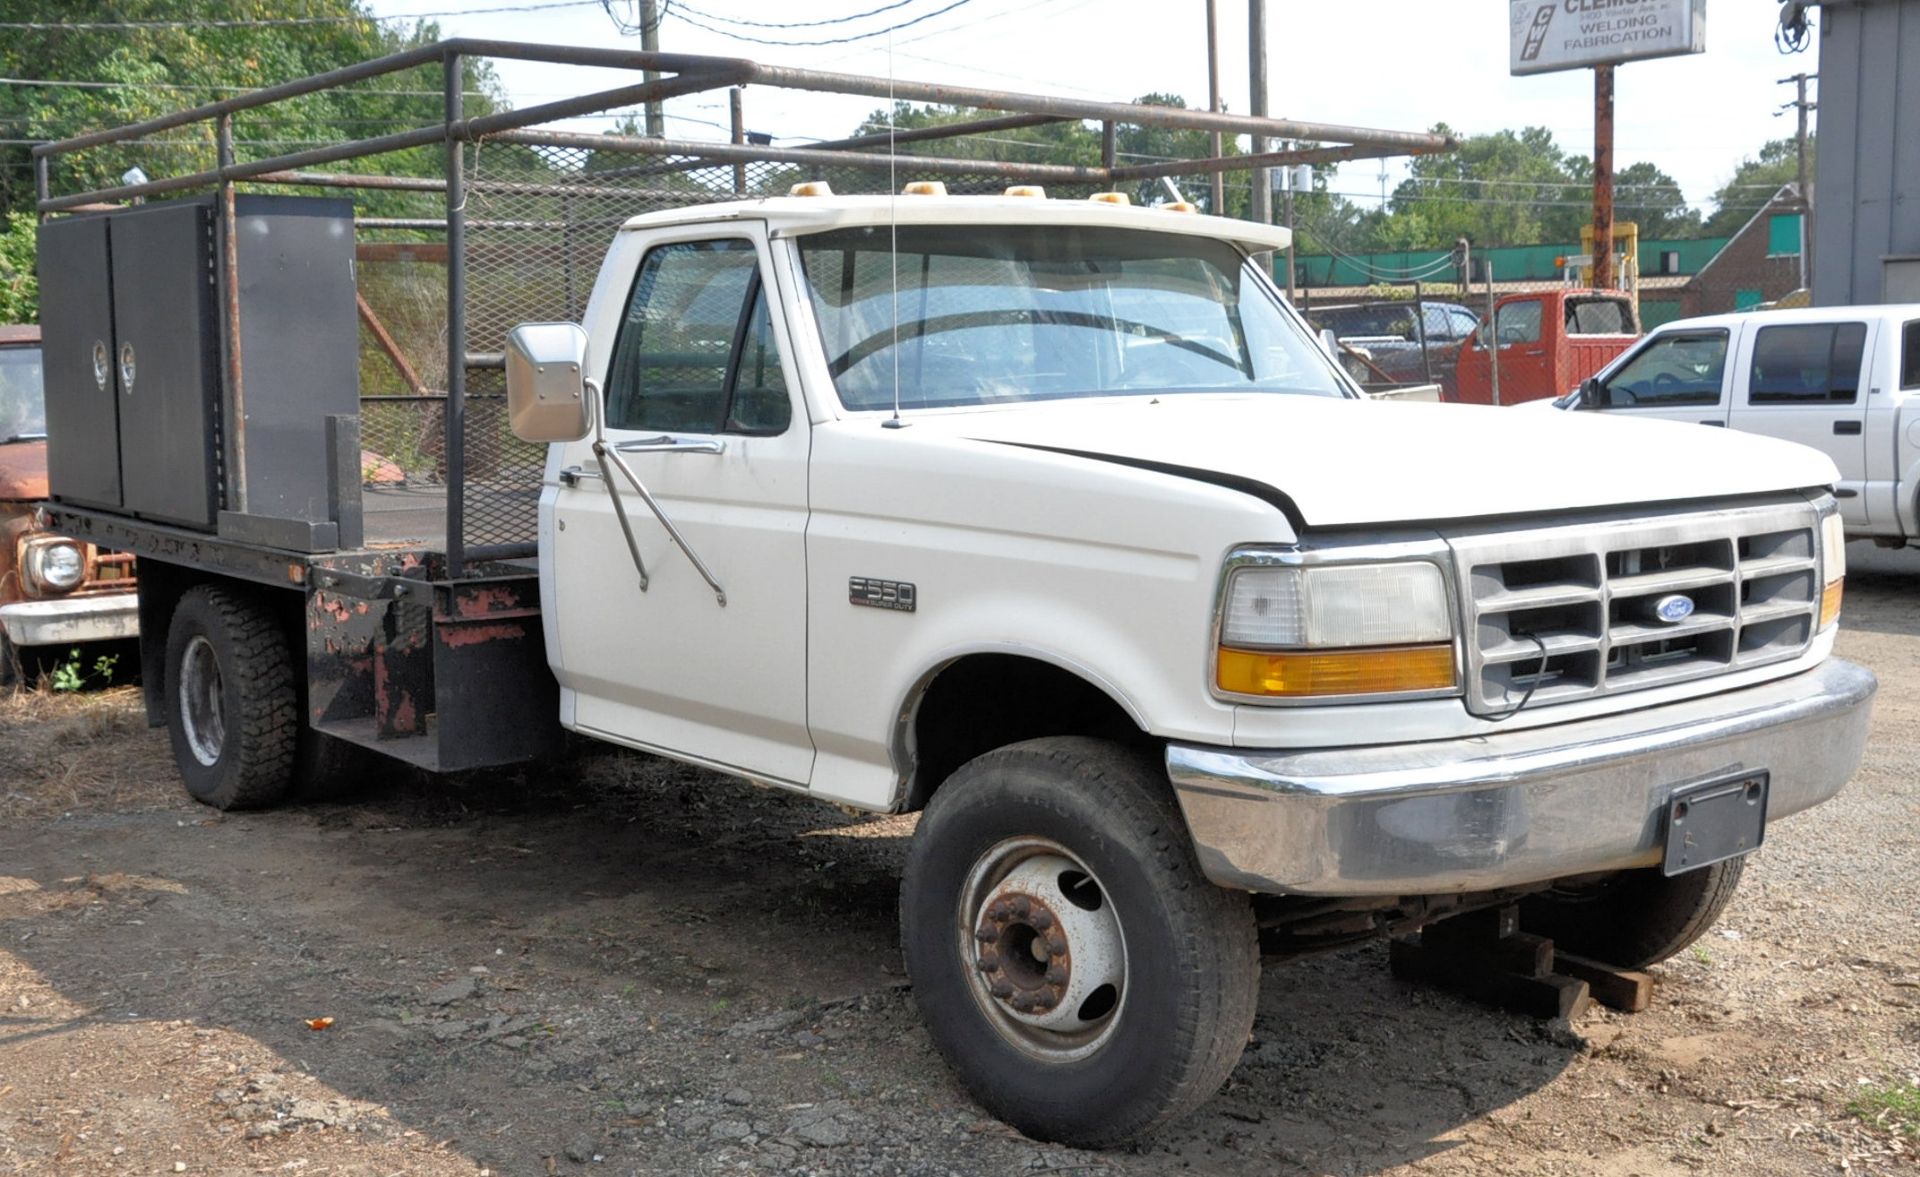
974,926,999,944
1031,910,1053,930
989,980,1013,998
1045,965,1067,985
1010,896,1030,918
1047,934,1068,956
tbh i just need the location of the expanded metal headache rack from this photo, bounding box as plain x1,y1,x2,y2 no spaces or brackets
32,38,1453,580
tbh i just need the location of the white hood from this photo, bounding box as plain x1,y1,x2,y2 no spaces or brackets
907,395,1838,528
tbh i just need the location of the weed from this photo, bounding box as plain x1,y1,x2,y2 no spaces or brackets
1848,1081,1920,1138
1690,944,1713,966
49,647,119,693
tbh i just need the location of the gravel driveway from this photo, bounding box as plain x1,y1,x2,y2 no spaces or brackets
1,548,1916,1176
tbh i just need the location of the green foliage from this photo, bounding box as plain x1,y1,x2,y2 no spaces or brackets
1701,137,1808,237
0,0,510,221
1848,1081,1920,1138
0,211,35,322
49,646,117,693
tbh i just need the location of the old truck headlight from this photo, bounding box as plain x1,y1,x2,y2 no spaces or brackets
25,539,85,594
1215,559,1457,700
1819,511,1845,630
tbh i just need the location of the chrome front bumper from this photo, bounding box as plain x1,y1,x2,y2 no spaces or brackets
0,594,140,647
1166,658,1876,897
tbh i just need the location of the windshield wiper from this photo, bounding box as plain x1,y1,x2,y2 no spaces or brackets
2,432,48,444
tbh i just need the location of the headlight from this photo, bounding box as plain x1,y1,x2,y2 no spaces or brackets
1819,511,1844,631
1216,558,1457,700
25,539,85,594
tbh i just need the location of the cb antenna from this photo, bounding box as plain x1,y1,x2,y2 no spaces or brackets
883,23,908,429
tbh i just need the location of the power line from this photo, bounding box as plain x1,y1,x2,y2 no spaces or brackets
0,1,605,29
666,0,973,46
671,0,926,29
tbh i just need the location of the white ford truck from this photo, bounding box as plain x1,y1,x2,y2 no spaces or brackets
47,189,1875,1148
1554,303,1920,546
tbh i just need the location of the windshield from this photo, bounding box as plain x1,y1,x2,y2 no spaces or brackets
796,225,1347,412
0,345,45,442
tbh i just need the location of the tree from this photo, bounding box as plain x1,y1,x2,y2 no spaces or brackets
1563,158,1702,239
1701,137,1807,237
0,212,33,322
0,0,509,219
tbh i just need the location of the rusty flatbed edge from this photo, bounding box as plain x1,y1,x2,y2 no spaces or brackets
47,503,536,602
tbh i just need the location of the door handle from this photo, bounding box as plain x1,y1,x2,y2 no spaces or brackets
615,434,726,455
558,465,603,486
1700,420,1725,426
1833,420,1863,436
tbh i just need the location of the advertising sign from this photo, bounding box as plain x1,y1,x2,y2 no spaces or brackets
1510,0,1706,75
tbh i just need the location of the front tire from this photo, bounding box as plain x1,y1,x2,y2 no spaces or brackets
1519,857,1746,969
900,737,1259,1148
164,584,298,810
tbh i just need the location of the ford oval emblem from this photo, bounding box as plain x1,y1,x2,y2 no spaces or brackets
1654,594,1696,624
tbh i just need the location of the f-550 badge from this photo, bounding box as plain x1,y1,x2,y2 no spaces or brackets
850,577,917,613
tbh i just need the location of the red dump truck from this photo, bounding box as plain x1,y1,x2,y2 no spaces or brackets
1454,288,1639,405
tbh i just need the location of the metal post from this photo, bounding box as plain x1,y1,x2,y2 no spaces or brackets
1248,0,1272,272
1591,64,1614,291
1782,71,1816,289
640,0,665,138
1101,120,1116,174
32,153,48,218
1205,0,1223,215
1484,259,1500,407
1284,170,1297,301
444,53,467,578
1414,279,1433,387
218,115,248,514
729,86,747,195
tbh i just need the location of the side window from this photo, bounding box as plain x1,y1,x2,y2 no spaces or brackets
1449,309,1479,340
1748,322,1868,405
728,286,791,434
1567,298,1630,335
1599,331,1728,408
604,239,788,433
1495,299,1542,345
1903,321,1919,390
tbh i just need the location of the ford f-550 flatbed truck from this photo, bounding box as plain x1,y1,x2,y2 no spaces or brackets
31,43,1873,1148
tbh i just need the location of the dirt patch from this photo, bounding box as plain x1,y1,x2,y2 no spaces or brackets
2,548,1919,1174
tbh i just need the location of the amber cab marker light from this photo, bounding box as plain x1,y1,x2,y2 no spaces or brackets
1216,644,1456,698
1820,578,1844,630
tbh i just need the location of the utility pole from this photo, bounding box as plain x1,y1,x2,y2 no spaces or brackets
1591,64,1614,290
1248,0,1271,236
640,0,665,138
1779,72,1817,289
1205,0,1223,215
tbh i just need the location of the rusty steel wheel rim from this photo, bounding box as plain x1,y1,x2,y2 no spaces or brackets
958,836,1128,1063
179,634,226,767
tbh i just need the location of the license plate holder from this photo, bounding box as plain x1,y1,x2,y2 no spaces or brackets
1663,771,1769,876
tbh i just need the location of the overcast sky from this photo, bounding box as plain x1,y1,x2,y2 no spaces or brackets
363,0,1818,215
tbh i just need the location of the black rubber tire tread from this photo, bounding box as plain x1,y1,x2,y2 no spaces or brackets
0,634,16,688
900,736,1259,1148
1519,857,1747,969
164,584,299,811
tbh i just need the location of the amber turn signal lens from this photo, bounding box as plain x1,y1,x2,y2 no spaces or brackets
1819,578,1843,630
1216,644,1456,698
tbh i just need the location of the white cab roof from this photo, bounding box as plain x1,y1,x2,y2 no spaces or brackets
615,195,1293,253
1651,304,1920,333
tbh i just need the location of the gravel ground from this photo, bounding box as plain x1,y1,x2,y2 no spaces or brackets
0,546,1917,1175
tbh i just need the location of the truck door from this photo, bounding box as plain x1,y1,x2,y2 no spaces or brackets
1729,319,1873,528
1491,296,1551,402
548,229,814,786
1588,327,1732,426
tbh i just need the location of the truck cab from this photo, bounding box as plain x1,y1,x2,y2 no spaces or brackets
1454,288,1638,405
0,324,137,682
1563,304,1920,542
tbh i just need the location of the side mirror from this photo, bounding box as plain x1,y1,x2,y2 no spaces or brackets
1317,327,1340,359
1578,376,1603,410
506,322,593,443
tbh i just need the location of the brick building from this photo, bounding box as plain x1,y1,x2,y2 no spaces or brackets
1678,184,1810,316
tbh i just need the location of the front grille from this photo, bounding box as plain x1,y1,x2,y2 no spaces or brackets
1448,500,1820,715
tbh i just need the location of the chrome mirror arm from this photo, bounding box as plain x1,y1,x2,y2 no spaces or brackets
581,378,728,607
